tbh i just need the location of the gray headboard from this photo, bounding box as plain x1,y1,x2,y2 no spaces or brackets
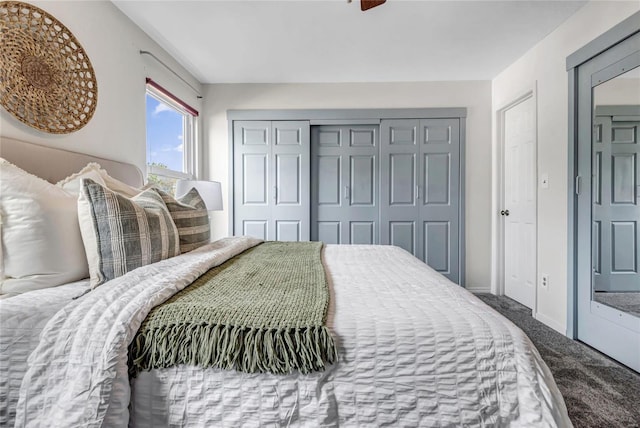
0,137,144,187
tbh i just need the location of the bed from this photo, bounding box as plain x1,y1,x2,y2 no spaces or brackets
0,138,571,427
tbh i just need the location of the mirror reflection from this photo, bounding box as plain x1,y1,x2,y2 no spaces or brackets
592,66,640,318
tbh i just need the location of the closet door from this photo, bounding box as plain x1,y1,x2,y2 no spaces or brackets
272,121,310,241
380,118,462,283
575,33,640,372
592,113,640,293
380,120,420,255
418,119,461,283
233,120,310,241
311,125,379,244
233,121,272,239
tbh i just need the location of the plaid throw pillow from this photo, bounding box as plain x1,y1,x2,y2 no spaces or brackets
156,188,211,253
79,179,180,286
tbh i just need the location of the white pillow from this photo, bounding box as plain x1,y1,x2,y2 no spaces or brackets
57,162,142,197
0,159,89,294
56,162,107,195
99,170,143,197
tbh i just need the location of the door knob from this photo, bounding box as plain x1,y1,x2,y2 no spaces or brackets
500,210,510,216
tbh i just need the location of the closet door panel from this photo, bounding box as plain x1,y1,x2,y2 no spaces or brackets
389,154,416,205
271,121,310,241
233,121,272,239
243,220,268,240
389,221,415,255
423,221,451,274
350,221,375,244
238,123,269,146
317,156,341,205
380,119,420,256
350,155,375,206
312,125,379,244
350,128,377,147
312,126,345,243
242,154,269,205
423,153,450,204
234,120,309,241
418,118,460,282
274,126,303,146
341,124,378,246
381,118,462,282
593,116,640,291
317,221,341,244
275,154,301,205
276,220,301,242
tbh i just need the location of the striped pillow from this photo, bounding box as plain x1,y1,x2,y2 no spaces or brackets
156,188,211,253
79,179,180,287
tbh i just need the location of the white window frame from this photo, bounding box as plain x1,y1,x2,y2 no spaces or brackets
145,83,198,182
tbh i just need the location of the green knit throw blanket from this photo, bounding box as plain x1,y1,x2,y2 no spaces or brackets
129,241,337,376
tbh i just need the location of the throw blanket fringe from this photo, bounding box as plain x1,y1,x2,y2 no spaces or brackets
130,324,337,375
129,241,336,377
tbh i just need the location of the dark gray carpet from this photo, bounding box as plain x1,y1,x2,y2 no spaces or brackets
476,293,640,428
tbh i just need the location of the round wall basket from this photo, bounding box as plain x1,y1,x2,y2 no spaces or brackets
0,1,98,134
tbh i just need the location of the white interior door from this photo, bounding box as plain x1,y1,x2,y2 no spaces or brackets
503,96,537,308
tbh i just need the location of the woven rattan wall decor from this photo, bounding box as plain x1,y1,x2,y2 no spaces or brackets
0,1,98,134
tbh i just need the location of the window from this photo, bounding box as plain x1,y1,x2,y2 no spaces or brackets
145,78,198,194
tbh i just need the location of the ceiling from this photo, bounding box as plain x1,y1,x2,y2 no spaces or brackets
113,0,587,84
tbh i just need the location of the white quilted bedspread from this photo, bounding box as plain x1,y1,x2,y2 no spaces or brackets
1,237,571,427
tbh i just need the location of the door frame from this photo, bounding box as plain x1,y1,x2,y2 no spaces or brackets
566,11,640,339
492,86,538,316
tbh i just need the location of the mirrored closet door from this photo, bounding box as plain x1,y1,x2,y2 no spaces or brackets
576,30,640,372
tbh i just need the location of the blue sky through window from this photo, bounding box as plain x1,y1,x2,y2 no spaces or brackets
146,94,184,171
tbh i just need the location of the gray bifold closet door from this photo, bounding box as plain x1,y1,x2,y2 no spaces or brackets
233,120,310,241
311,125,379,244
380,119,461,283
592,112,640,292
232,115,463,283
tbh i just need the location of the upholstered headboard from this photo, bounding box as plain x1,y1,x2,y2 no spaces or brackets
0,137,144,187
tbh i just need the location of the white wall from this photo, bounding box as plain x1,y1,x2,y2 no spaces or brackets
0,1,202,175
202,81,493,290
491,1,640,334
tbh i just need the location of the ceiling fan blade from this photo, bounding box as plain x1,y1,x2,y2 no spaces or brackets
361,0,386,11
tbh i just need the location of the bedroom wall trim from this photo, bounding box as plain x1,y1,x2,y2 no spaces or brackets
492,85,538,314
566,11,640,71
535,311,566,335
460,117,467,288
466,286,490,294
227,108,467,121
566,10,640,339
567,69,578,339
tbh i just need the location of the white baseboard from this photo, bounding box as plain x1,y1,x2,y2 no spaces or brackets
534,311,565,335
466,286,491,293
